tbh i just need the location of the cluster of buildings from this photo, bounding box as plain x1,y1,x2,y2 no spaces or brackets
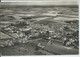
0,18,79,49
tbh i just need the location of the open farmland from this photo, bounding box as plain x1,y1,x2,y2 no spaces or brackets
0,6,79,55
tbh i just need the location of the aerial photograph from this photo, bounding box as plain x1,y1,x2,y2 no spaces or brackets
0,0,79,55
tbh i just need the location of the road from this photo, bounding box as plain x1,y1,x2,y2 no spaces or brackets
0,31,79,55
30,39,79,55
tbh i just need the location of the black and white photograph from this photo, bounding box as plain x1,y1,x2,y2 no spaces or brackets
0,0,79,55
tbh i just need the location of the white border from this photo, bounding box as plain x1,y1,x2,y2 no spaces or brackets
0,0,80,57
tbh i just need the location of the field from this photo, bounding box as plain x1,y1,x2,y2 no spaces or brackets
0,6,79,55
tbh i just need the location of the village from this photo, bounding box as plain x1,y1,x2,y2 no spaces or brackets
0,17,79,47
0,6,79,55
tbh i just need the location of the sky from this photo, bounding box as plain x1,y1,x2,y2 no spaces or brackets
0,0,78,6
